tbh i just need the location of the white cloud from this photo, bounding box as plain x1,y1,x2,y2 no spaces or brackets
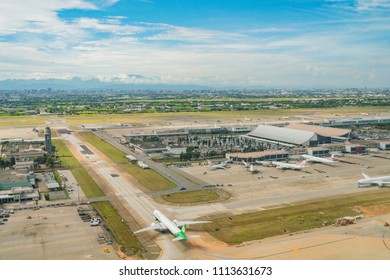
355,0,390,11
0,0,95,37
74,18,144,35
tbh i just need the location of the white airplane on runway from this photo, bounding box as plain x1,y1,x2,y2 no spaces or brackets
302,154,337,164
357,173,390,188
134,210,211,241
272,160,306,170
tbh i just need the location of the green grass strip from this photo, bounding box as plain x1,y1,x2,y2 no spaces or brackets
204,189,390,244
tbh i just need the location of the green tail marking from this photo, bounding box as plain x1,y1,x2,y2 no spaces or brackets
175,230,187,240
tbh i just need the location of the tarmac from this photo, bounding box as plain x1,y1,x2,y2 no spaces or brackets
0,205,119,260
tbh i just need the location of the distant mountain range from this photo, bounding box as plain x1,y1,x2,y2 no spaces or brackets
0,77,213,90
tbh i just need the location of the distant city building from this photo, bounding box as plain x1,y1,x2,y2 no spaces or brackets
44,127,52,153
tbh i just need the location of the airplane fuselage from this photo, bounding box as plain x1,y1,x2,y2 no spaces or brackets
302,155,335,164
153,210,185,239
357,175,390,187
272,162,303,170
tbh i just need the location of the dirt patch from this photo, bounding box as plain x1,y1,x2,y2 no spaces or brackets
354,203,390,216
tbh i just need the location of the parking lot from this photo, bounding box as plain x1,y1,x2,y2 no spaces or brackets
0,205,119,260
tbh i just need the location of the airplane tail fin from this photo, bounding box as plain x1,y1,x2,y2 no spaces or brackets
172,234,200,241
172,224,201,241
362,173,370,179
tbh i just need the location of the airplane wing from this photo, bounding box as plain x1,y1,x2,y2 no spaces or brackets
372,180,390,187
134,223,165,234
174,220,211,227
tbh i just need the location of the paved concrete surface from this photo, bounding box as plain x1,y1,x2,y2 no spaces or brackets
0,206,120,260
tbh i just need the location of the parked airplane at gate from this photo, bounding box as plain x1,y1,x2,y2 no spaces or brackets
134,210,211,241
247,164,260,173
302,154,337,164
272,160,306,170
256,160,274,167
207,160,230,170
357,173,390,188
242,160,259,173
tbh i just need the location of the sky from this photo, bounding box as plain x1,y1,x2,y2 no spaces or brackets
0,0,389,88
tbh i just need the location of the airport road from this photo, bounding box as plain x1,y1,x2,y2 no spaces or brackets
94,130,207,190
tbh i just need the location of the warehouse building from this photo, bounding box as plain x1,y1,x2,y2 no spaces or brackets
0,171,39,204
245,125,318,147
129,141,168,154
306,147,331,157
379,142,390,150
345,144,366,154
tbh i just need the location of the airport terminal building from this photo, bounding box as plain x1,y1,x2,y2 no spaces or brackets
244,124,352,148
245,125,318,147
285,123,351,143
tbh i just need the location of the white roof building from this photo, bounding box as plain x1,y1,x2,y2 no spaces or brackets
246,125,318,147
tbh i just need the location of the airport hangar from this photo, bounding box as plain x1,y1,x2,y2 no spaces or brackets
243,124,351,148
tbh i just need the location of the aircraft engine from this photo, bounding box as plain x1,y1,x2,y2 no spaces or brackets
151,222,167,232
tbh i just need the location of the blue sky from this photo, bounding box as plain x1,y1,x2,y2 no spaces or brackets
0,0,389,88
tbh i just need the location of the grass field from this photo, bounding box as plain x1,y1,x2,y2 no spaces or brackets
63,106,390,125
204,189,390,244
53,139,143,255
0,115,46,126
161,189,220,204
52,140,81,167
121,164,176,191
93,201,142,256
78,131,176,191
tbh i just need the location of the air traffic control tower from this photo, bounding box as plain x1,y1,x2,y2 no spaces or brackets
44,126,52,153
